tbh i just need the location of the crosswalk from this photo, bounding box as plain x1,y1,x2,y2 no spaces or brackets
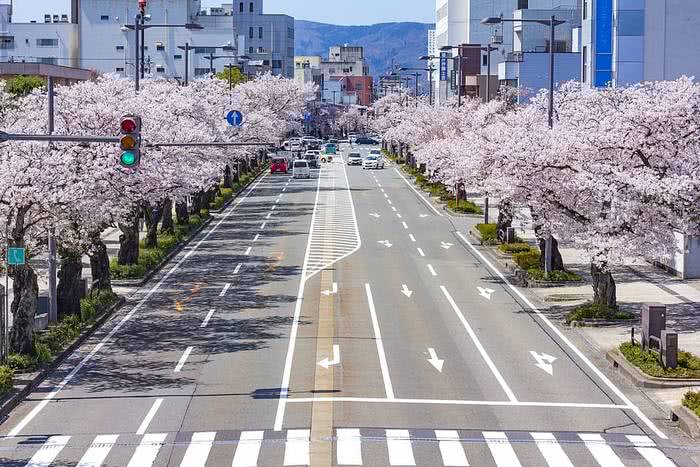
7,428,677,466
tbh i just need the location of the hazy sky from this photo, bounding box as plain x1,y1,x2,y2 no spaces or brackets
13,0,435,25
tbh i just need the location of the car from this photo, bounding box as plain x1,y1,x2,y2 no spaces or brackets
270,157,288,174
369,149,381,156
304,150,321,168
362,155,385,170
356,137,379,145
347,152,363,166
323,143,337,155
292,159,310,178
289,141,303,153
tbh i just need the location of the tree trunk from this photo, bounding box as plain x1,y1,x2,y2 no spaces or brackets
537,236,565,271
175,201,189,226
9,265,38,355
591,262,617,308
233,163,241,184
57,248,83,317
161,198,174,235
89,231,112,293
117,214,140,265
496,200,514,233
143,203,163,249
190,191,203,216
223,165,233,189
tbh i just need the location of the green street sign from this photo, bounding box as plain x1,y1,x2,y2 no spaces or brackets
7,247,25,266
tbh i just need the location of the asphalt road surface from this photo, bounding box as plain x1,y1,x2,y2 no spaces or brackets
0,144,695,466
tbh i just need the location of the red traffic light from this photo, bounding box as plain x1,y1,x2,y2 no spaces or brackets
120,118,137,133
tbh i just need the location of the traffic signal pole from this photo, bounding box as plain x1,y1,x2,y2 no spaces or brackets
47,76,58,324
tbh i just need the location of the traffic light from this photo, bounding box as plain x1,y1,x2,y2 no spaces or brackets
119,115,141,168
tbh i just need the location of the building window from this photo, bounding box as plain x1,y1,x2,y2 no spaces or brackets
239,2,244,12
156,43,165,51
195,67,210,76
101,15,109,21
249,46,254,54
36,38,58,47
355,83,363,90
287,28,294,39
583,0,588,20
38,57,57,65
116,45,124,51
0,36,15,50
259,27,263,39
174,54,182,59
249,27,254,38
517,0,528,9
116,67,124,72
272,60,282,68
249,2,254,12
258,46,264,53
156,66,165,73
482,55,488,66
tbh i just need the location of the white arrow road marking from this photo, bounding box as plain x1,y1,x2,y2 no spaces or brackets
378,240,393,248
530,351,557,375
401,284,413,298
318,344,340,369
369,213,381,218
441,241,454,250
478,287,495,300
322,282,338,296
427,348,444,372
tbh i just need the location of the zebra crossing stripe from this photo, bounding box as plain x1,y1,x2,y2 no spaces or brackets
283,429,310,465
483,431,522,467
337,428,363,465
627,435,676,467
126,433,167,467
179,432,216,467
531,432,574,467
386,429,415,466
435,430,469,466
579,433,625,467
25,435,71,467
232,431,264,467
76,434,118,467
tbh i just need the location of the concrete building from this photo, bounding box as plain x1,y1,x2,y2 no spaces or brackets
0,0,293,80
294,55,322,98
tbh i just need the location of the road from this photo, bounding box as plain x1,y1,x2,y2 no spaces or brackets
0,144,694,466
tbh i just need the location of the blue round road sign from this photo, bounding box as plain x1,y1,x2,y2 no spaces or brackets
226,110,244,127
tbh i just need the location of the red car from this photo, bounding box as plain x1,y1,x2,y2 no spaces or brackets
270,158,288,174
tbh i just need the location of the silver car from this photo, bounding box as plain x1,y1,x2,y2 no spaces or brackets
347,152,363,166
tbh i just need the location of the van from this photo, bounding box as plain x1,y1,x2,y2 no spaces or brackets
292,159,310,179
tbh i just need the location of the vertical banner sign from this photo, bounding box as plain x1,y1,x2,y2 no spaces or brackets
450,69,456,90
439,52,449,81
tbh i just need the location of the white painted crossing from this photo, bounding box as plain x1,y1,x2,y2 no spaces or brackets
15,429,676,467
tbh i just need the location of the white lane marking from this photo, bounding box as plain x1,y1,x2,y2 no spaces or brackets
387,199,393,205
401,284,413,298
245,246,252,256
427,264,437,276
219,283,231,297
483,432,522,467
200,309,215,328
391,207,397,212
6,172,271,438
369,213,381,218
441,241,454,250
274,166,322,432
337,429,363,465
276,199,280,204
283,187,287,191
378,183,382,187
477,287,495,300
441,286,517,402
179,432,215,467
266,212,272,219
271,205,277,211
284,397,630,409
321,282,338,296
530,351,557,376
26,435,70,467
627,435,675,466
232,431,264,467
318,344,341,369
396,213,402,219
384,192,388,198
174,346,194,373
455,232,666,438
233,263,242,274
127,433,167,467
531,432,573,467
386,429,415,465
136,398,163,435
417,247,425,256
77,434,119,467
409,234,416,243
435,430,469,466
283,429,310,465
394,168,443,216
381,188,385,193
402,221,408,230
378,240,393,248
260,222,267,230
365,283,395,399
253,234,260,242
579,433,624,467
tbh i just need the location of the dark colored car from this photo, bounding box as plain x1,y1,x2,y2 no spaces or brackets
270,158,288,174
355,137,379,145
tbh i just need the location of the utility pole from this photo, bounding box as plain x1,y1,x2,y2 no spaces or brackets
134,14,141,92
47,76,57,324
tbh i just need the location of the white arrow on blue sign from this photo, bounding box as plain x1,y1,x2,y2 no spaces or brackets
226,110,244,127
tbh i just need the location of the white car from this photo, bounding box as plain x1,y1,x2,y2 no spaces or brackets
369,149,382,156
347,152,363,166
362,155,385,169
292,159,310,178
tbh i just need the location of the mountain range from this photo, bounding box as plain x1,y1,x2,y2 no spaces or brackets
294,20,434,83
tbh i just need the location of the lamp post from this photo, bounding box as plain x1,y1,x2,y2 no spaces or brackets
440,45,466,107
124,19,203,91
399,68,422,108
416,58,438,106
482,15,566,273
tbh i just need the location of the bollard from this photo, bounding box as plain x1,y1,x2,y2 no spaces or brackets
506,227,515,244
641,303,666,350
660,330,678,369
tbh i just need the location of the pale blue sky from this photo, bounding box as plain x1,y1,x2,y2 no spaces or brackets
13,0,434,25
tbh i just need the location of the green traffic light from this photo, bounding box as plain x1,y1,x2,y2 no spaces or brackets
120,151,137,167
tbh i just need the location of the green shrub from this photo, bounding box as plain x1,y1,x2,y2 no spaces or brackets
447,199,482,214
80,296,97,323
81,289,118,323
439,193,454,202
683,391,700,418
527,268,583,282
498,243,534,254
33,341,52,364
6,353,33,371
211,196,225,210
110,260,147,280
513,250,540,271
220,188,234,200
620,342,700,378
0,365,14,395
199,209,210,219
139,248,165,270
475,223,497,241
189,214,202,227
566,302,633,325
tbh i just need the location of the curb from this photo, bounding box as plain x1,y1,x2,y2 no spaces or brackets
0,296,126,420
569,319,636,328
606,349,700,388
113,167,267,287
671,405,700,438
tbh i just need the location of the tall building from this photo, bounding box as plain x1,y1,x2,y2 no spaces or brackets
0,0,294,79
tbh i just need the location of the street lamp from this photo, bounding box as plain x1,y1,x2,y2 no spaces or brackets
403,65,436,106
399,68,422,108
482,15,566,273
176,44,234,85
440,45,468,107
